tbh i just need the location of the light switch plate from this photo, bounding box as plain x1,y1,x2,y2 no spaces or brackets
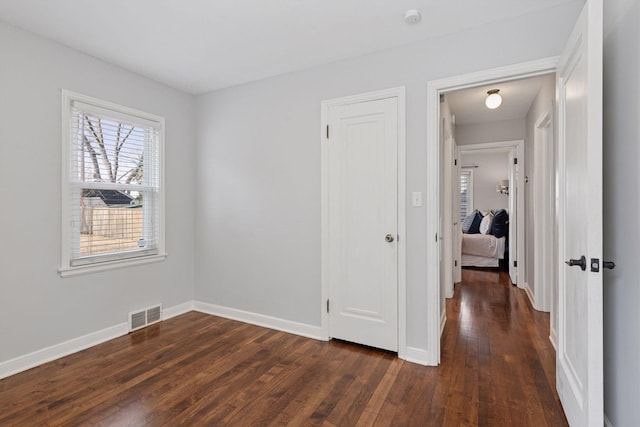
412,191,423,207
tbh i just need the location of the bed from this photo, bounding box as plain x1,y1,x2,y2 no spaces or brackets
460,209,509,268
461,233,506,267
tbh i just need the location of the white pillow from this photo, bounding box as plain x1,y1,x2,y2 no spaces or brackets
480,213,494,235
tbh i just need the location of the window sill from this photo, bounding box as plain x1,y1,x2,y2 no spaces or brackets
58,253,168,278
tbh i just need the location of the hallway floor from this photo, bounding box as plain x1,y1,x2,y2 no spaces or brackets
442,267,568,426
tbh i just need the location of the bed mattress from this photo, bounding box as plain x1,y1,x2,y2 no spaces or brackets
461,233,506,259
461,254,500,268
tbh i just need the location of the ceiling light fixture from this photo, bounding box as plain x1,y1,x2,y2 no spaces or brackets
485,89,502,109
404,10,422,24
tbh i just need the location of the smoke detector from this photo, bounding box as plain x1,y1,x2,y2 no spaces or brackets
404,10,422,24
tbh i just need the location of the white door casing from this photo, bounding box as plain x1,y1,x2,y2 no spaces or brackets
427,58,558,366
556,1,603,426
457,141,524,285
320,88,406,354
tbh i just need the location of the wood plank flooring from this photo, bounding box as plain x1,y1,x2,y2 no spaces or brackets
0,269,567,426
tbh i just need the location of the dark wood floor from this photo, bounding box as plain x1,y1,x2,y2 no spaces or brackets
0,269,567,426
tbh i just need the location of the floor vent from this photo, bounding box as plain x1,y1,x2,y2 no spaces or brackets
129,304,163,332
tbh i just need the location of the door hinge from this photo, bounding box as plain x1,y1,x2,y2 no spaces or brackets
326,125,329,139
514,158,518,165
454,159,457,166
454,260,458,267
326,299,330,313
435,233,438,243
514,260,518,267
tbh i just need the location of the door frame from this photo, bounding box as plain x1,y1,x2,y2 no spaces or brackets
426,57,558,365
455,140,525,287
533,108,555,313
320,87,407,357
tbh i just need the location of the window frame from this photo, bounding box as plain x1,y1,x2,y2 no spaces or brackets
459,169,474,221
59,90,166,277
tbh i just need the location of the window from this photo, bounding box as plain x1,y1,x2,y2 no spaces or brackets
460,169,473,221
60,91,165,276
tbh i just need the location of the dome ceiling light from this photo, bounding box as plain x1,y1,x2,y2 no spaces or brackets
485,89,502,109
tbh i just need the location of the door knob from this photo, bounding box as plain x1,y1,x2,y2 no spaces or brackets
565,255,586,271
603,261,616,270
385,234,395,243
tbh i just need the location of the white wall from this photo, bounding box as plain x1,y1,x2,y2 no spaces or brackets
460,152,510,213
603,0,640,425
523,75,555,299
0,23,196,363
455,118,525,145
194,2,583,353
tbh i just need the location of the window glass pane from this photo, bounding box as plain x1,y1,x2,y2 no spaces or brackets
460,171,472,221
72,114,148,185
75,189,147,258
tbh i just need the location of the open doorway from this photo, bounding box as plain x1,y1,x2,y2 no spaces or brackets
437,71,558,351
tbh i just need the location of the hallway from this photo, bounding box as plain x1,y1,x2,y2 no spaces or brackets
441,268,567,426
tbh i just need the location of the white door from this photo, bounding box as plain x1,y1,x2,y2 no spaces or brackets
442,134,454,299
508,149,518,284
453,144,462,284
556,1,603,425
327,97,398,352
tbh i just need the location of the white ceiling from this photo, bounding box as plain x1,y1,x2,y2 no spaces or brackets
0,1,577,94
445,75,553,126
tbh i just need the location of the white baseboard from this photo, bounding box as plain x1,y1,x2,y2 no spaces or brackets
402,346,434,366
440,309,447,338
446,284,454,299
193,301,322,340
549,326,557,351
604,414,612,427
523,282,537,309
163,300,194,320
0,321,128,380
0,300,194,380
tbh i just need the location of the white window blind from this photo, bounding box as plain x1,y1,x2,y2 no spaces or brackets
60,91,165,273
460,170,473,221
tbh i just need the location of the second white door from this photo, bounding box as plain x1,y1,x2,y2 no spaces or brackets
327,97,398,352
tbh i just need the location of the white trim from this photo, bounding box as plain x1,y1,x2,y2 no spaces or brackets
458,140,525,288
427,57,558,365
60,89,166,277
426,81,442,366
320,87,407,357
550,326,558,351
604,415,613,427
58,253,168,277
0,301,193,380
194,301,323,340
0,322,127,380
524,282,537,309
440,309,447,337
163,300,194,320
0,301,317,380
404,347,431,366
458,140,523,152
